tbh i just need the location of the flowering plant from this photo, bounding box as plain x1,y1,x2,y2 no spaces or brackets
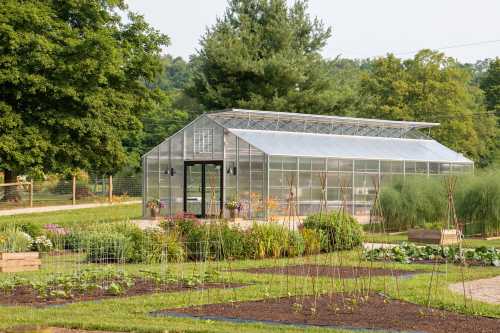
147,199,161,208
225,199,240,210
34,235,53,252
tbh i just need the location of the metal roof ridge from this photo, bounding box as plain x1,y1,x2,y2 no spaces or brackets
208,108,440,128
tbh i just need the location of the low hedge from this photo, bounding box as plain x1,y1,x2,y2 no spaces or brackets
303,212,363,251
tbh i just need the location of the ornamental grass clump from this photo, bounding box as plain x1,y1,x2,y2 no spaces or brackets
303,212,362,251
379,176,447,231
0,227,33,253
456,172,500,237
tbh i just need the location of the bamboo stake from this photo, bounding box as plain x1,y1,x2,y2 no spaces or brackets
72,175,76,205
108,175,113,203
29,180,33,208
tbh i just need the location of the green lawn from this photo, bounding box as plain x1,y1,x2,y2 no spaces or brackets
1,250,499,333
0,203,142,228
364,232,500,249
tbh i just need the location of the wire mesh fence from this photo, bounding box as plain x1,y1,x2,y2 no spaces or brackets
0,175,142,210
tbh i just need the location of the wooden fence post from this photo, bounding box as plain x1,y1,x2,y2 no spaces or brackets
108,175,113,203
72,175,76,205
29,180,33,208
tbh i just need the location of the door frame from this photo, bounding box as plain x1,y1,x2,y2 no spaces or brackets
183,161,224,218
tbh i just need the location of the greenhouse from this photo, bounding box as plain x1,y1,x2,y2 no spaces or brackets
142,109,473,219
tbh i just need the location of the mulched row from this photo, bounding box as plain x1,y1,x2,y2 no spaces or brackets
0,279,244,307
234,264,423,278
155,292,500,333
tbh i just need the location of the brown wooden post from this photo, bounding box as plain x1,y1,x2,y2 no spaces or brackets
108,175,113,203
72,175,76,205
29,180,33,208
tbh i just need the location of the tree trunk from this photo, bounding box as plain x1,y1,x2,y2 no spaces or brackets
2,169,21,202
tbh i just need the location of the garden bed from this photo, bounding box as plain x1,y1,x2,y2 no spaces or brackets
234,264,422,278
155,292,500,333
0,279,243,306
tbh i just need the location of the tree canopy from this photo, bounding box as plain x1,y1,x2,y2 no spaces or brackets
358,50,497,165
188,0,339,113
0,0,168,180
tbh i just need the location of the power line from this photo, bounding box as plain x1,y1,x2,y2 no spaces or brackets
337,39,500,59
393,39,500,57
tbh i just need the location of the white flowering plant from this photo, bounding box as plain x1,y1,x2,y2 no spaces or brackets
34,235,53,252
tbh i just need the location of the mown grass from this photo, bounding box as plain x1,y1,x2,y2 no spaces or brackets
364,232,500,249
0,203,142,228
1,249,499,333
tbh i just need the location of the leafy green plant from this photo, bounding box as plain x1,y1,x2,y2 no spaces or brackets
303,212,363,251
0,227,33,252
364,242,500,266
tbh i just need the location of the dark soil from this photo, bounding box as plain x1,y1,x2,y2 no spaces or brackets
0,279,243,307
235,264,423,278
156,292,500,333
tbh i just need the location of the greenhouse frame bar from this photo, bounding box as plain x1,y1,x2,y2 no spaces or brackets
142,109,473,219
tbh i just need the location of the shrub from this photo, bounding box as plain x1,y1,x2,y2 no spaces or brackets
0,228,33,252
303,212,363,251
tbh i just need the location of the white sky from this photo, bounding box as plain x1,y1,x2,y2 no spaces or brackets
126,0,500,63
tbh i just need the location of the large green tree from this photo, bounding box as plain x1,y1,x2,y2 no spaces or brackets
188,0,337,113
480,58,500,117
0,0,168,192
358,50,497,165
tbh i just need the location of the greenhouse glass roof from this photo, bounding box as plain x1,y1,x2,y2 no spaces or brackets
208,109,439,139
206,109,472,164
228,129,472,163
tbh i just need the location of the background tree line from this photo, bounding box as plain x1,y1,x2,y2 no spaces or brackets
1,0,499,193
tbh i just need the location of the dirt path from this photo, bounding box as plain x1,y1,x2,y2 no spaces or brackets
449,275,500,304
0,201,140,217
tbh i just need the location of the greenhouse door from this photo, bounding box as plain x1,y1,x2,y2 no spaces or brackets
183,161,223,218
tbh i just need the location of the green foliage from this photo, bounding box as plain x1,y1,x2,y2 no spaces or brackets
245,223,304,259
456,172,500,237
188,0,337,113
300,228,322,255
379,176,447,231
82,222,185,264
480,58,500,116
364,242,500,266
83,232,133,263
358,50,497,165
0,0,169,176
303,212,363,251
0,227,33,252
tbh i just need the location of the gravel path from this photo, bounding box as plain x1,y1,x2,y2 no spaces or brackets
449,276,500,305
0,201,140,216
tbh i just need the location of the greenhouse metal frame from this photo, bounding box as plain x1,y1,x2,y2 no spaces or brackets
142,109,473,219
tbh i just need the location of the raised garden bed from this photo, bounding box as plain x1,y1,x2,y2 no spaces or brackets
154,292,500,333
0,252,41,273
408,228,460,245
234,265,422,278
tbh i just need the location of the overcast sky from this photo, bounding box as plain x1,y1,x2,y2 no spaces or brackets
127,0,500,63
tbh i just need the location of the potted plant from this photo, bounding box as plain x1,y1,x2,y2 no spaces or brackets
147,199,162,219
225,199,240,219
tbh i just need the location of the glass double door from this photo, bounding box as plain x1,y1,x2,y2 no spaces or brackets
184,161,223,218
